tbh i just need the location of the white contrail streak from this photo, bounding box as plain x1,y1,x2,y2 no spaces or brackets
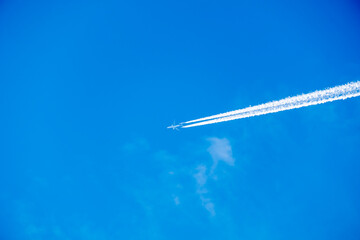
181,81,360,128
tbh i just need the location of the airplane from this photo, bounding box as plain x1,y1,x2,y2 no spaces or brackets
167,122,182,130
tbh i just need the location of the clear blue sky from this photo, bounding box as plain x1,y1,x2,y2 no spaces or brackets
1,0,360,239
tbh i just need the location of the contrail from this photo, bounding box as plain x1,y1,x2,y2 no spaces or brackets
179,81,360,128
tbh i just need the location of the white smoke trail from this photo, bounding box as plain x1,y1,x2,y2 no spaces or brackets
181,81,360,128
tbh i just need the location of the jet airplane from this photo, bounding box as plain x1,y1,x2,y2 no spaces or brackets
167,122,182,130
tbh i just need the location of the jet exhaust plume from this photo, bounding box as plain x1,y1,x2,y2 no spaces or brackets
177,81,360,129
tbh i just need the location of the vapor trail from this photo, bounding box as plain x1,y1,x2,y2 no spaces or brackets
181,81,360,128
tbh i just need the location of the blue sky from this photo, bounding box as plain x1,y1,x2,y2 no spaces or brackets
1,0,360,239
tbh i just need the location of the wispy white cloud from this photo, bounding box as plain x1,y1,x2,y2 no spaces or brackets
149,138,235,216
200,196,215,216
193,165,215,216
207,137,234,174
193,137,235,216
194,165,208,188
173,195,180,206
